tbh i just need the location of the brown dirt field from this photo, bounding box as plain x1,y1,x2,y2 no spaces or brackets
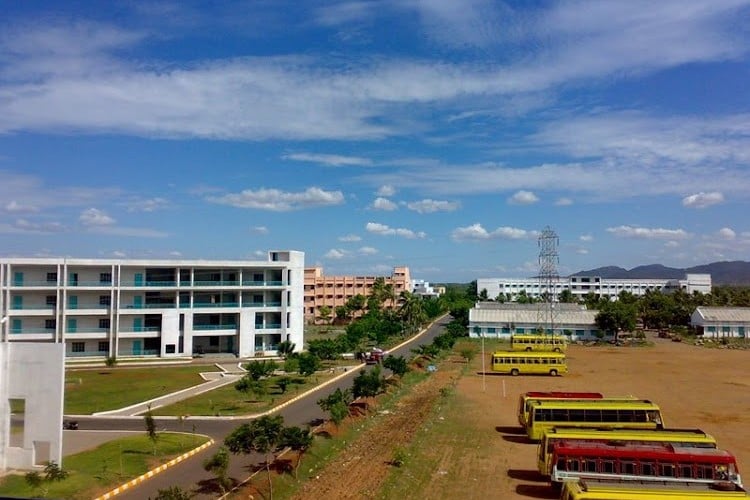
234,337,750,499
418,336,750,500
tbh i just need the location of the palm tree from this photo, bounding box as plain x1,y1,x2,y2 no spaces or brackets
399,291,427,334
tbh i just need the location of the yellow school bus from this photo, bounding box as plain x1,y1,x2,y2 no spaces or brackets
560,478,747,499
491,351,567,377
511,334,567,352
517,392,605,427
538,427,718,477
526,399,664,441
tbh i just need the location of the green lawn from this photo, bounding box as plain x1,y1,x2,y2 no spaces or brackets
0,432,210,500
65,365,219,414
303,324,346,348
151,370,344,417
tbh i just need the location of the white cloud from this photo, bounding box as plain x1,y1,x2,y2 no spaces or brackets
282,152,373,167
555,197,573,206
717,227,736,240
580,234,593,242
4,200,39,213
664,240,681,248
5,219,66,234
207,187,345,211
371,197,398,211
85,226,168,238
406,199,460,214
251,226,269,234
451,223,536,241
338,234,362,242
376,185,396,197
682,192,725,209
575,248,589,255
606,225,690,240
124,197,169,212
253,250,266,258
366,222,426,239
324,248,347,259
79,208,115,226
359,246,378,255
508,190,539,205
112,250,127,257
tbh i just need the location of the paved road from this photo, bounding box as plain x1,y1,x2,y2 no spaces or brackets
72,316,449,499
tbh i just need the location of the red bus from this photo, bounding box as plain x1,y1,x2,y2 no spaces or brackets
517,392,604,427
551,440,743,488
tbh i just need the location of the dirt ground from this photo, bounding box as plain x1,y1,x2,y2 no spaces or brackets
279,334,750,499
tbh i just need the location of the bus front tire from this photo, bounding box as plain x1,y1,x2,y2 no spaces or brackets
525,347,532,352
549,369,558,377
511,369,520,376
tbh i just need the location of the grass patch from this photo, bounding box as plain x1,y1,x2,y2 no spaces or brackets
0,432,209,500
65,365,219,414
304,324,347,347
151,370,345,417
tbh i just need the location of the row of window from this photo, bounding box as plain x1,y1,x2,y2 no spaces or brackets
71,341,109,353
555,456,727,480
492,357,565,365
533,409,660,423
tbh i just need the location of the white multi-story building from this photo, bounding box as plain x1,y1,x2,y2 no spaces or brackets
477,273,711,302
0,251,304,359
410,279,443,298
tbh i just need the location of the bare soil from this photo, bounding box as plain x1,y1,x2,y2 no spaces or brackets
237,336,750,499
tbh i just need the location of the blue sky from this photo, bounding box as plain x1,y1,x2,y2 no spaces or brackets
1,1,749,283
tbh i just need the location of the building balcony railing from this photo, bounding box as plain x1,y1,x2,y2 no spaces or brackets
121,326,161,333
66,327,110,334
10,328,56,334
9,280,59,287
193,324,238,331
124,303,176,309
115,349,160,357
67,351,109,358
255,323,282,329
241,280,285,286
67,281,114,287
10,304,56,310
243,301,281,308
193,280,241,287
192,302,240,308
67,303,111,310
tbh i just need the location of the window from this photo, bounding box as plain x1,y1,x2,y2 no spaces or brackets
209,337,219,347
100,272,112,284
584,460,597,472
46,272,57,283
641,462,656,476
72,342,85,353
45,319,56,330
98,341,109,352
99,319,110,329
99,295,111,306
165,344,176,354
46,295,57,306
660,464,676,477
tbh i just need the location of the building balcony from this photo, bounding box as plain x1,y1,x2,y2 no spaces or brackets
66,327,110,334
123,303,175,309
120,326,161,333
241,280,285,287
8,280,58,288
119,280,178,287
10,327,56,334
192,302,240,308
242,302,281,308
66,281,114,287
255,323,282,330
193,280,241,287
67,303,111,311
193,324,238,331
67,351,109,358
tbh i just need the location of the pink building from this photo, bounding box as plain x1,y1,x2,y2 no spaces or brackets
304,266,411,323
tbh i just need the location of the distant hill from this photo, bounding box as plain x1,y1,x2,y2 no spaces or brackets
574,261,750,286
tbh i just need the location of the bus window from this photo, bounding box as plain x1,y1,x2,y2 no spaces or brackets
660,463,676,477
567,459,580,472
584,459,597,472
621,461,636,475
696,464,714,480
602,460,615,474
641,462,656,476
678,463,693,478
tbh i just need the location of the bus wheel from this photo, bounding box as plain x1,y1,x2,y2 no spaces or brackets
553,348,561,353
549,369,558,377
712,481,736,491
511,369,519,376
525,347,532,352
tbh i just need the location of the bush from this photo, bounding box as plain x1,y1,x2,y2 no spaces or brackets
383,355,409,377
352,366,385,398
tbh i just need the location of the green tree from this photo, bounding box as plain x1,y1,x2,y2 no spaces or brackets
276,376,292,394
235,377,268,401
460,347,476,363
317,305,333,325
144,404,158,455
352,365,385,398
276,340,296,359
335,305,351,322
203,446,231,494
280,426,314,479
318,388,352,428
478,288,489,301
558,289,575,303
306,338,342,360
245,360,278,381
383,355,409,377
297,352,322,377
399,291,427,334
225,415,285,499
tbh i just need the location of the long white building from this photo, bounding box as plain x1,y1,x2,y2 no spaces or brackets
477,273,711,302
0,251,304,359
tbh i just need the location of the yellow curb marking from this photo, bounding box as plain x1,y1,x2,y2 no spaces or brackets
93,439,215,500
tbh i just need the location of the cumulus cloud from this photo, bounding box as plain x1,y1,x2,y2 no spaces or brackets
324,248,347,259
207,187,345,211
606,225,689,240
4,200,39,213
366,222,426,239
576,248,589,255
508,190,539,205
580,234,593,242
717,227,736,240
376,185,396,197
79,208,115,226
371,197,398,211
251,226,269,234
338,234,362,242
406,199,460,214
682,191,725,209
7,219,67,233
451,223,536,241
282,152,372,167
359,246,378,255
124,197,169,212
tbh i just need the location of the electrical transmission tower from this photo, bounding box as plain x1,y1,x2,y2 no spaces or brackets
537,226,560,335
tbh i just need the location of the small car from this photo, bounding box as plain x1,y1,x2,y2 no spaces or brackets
63,420,79,430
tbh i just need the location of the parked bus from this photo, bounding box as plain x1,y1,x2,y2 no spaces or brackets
511,334,567,352
491,351,567,377
560,478,747,499
526,399,664,441
518,392,605,427
550,440,742,487
538,427,718,477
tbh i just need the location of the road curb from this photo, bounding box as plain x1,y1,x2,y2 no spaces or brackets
92,437,215,500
